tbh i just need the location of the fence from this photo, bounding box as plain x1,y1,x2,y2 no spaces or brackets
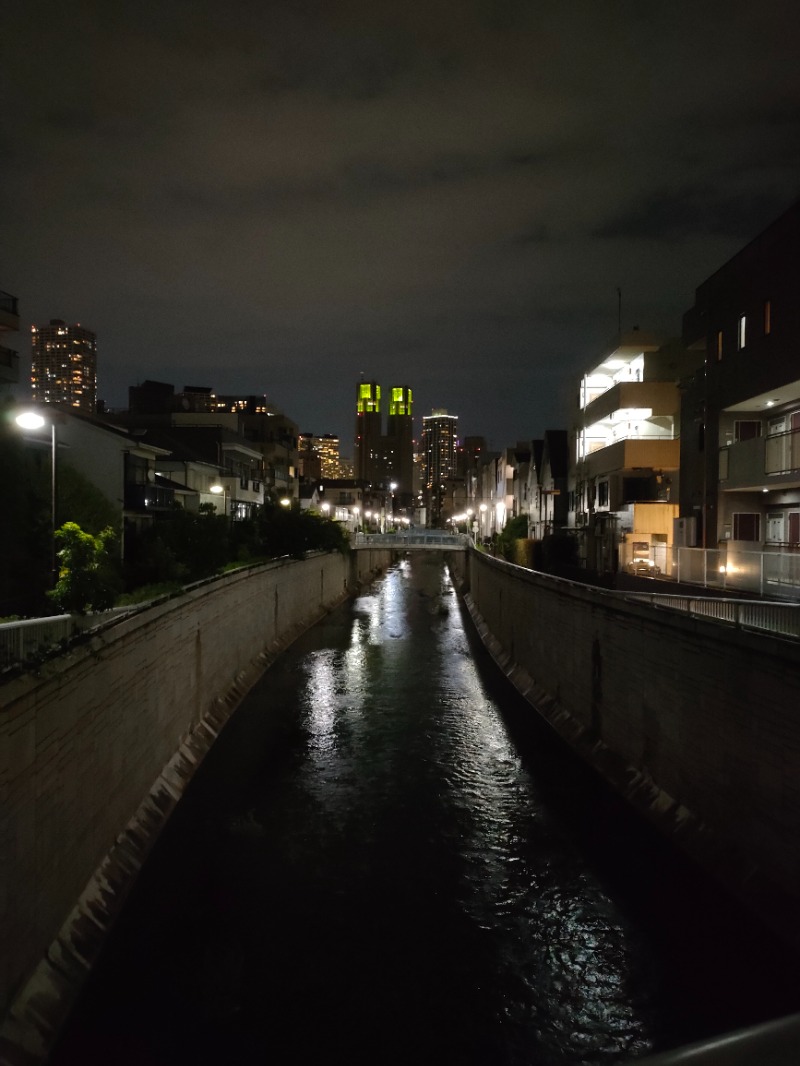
622,544,800,601
622,593,800,640
0,615,76,671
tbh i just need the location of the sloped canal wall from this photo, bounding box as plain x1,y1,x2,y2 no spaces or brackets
462,549,800,943
0,549,391,1063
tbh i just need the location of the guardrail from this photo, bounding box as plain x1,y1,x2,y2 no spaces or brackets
623,594,800,640
0,615,77,670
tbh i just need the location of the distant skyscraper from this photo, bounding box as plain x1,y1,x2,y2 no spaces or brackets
298,433,343,478
385,385,414,503
31,318,97,413
422,409,458,527
354,380,383,483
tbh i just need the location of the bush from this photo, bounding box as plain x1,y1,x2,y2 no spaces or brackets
48,523,120,615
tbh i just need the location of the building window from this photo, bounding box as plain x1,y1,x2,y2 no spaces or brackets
738,314,747,350
734,420,761,442
716,330,723,361
597,480,609,507
732,513,760,541
764,300,771,335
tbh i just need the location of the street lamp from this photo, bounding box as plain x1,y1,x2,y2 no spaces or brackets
209,482,227,517
15,409,58,585
321,502,330,516
352,505,360,533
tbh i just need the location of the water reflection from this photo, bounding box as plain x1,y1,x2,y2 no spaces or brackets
50,555,797,1066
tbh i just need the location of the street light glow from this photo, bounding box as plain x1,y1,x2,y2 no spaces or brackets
15,411,46,430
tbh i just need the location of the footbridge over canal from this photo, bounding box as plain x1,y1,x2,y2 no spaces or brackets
351,531,470,551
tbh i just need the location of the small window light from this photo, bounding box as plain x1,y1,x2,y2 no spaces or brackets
738,315,747,350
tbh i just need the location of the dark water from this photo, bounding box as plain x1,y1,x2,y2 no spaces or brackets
52,556,799,1065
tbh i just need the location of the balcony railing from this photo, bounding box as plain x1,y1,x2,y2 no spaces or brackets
766,426,800,475
125,484,176,510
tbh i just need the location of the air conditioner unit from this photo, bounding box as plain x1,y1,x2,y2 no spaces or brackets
673,516,697,547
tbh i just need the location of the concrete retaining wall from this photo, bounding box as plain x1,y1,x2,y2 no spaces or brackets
467,550,800,939
0,549,391,1062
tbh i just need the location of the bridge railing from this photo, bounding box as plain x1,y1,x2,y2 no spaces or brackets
351,532,471,549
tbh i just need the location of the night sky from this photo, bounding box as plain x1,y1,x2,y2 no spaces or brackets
3,0,799,453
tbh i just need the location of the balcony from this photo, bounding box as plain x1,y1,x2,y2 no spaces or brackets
581,437,680,477
582,380,679,425
720,429,800,491
125,484,176,511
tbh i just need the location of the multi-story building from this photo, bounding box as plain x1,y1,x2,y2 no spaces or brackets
298,433,344,479
680,200,800,564
122,379,296,500
385,386,414,506
31,319,97,412
572,330,699,573
354,380,383,484
0,289,20,393
421,409,458,527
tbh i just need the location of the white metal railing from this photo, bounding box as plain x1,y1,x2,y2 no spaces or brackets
0,614,76,670
617,544,800,602
622,594,800,640
352,532,470,549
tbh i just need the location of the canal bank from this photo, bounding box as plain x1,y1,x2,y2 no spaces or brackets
461,548,800,944
48,556,800,1066
0,548,392,1066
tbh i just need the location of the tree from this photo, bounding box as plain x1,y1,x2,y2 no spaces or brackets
495,514,530,562
49,523,120,615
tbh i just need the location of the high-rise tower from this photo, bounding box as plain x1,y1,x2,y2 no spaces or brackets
385,385,414,503
31,318,97,413
421,409,458,527
354,380,382,483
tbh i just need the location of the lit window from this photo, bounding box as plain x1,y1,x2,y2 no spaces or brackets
738,315,747,350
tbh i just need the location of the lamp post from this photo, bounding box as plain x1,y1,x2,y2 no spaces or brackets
352,505,360,533
15,409,58,585
209,482,228,518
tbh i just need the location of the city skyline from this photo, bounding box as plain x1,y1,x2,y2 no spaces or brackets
3,2,799,449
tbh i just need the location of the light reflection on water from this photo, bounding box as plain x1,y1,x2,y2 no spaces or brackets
274,557,654,1064
50,555,799,1066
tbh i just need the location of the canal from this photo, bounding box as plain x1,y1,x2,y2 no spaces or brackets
52,555,799,1065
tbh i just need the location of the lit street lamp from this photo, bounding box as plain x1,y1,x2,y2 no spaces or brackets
15,408,59,585
209,482,228,517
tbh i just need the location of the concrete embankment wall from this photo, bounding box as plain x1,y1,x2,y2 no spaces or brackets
0,548,391,1062
466,549,800,938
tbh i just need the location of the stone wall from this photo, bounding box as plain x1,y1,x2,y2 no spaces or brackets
0,549,390,1061
467,550,800,939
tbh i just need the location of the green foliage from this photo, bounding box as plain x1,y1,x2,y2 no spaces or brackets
0,410,119,615
248,502,350,560
48,523,120,615
124,506,229,587
496,514,530,562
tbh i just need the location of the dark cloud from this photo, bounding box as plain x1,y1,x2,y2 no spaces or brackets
2,0,800,449
594,188,794,242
